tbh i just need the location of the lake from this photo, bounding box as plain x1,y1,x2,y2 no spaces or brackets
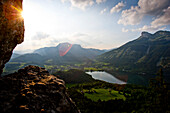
86,71,151,86
86,71,126,84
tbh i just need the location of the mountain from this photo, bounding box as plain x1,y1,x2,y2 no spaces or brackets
7,43,105,65
10,53,44,64
33,42,106,64
3,43,106,74
10,53,21,59
53,69,95,84
97,31,170,74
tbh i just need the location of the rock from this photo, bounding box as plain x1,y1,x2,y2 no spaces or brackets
141,32,152,38
0,65,80,113
0,0,24,75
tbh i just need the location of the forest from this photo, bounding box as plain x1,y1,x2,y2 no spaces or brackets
67,70,170,113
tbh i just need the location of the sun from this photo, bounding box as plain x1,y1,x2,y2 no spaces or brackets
21,1,56,33
21,11,25,19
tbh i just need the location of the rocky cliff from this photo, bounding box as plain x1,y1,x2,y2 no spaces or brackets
0,0,24,75
0,65,79,113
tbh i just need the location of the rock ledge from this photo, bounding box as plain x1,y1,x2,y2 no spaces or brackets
0,65,80,113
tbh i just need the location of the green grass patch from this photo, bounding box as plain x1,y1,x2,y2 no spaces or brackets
66,83,78,88
8,62,20,64
83,88,125,102
44,65,54,70
19,63,26,68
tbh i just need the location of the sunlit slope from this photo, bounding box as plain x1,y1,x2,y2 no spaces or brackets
97,31,170,73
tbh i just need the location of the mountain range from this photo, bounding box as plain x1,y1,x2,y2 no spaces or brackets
10,43,105,65
3,43,106,74
97,31,170,74
3,30,170,77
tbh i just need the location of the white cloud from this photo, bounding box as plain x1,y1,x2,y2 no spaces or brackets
96,0,106,4
137,0,170,15
100,8,107,14
70,0,94,10
110,1,125,14
61,0,67,3
151,6,170,27
118,8,143,25
122,28,129,32
131,6,170,32
63,0,106,10
33,32,50,40
131,25,166,32
118,0,170,25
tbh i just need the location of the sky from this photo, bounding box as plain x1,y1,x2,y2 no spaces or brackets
14,0,170,53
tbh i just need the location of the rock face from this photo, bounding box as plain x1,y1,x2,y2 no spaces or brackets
0,0,24,75
0,65,80,113
141,32,152,38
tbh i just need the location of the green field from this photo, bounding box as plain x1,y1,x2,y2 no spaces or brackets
66,83,78,88
83,88,125,102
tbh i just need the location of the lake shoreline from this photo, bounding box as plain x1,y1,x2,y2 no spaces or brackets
86,71,126,84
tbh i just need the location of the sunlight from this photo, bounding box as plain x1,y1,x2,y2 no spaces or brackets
22,1,56,34
21,11,25,19
11,5,23,20
4,3,23,20
22,4,42,23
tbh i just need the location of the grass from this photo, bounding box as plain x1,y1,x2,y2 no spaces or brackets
8,62,20,64
44,65,54,70
66,83,78,88
83,88,125,102
19,63,26,68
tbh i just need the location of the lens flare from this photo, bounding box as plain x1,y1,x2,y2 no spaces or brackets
21,11,25,18
59,43,72,56
3,1,23,20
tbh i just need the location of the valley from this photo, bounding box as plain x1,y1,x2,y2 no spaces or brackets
3,31,170,85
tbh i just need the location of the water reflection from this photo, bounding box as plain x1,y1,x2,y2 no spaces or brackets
86,71,126,84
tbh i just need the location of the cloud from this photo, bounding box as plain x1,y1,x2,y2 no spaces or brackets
64,32,104,48
118,0,170,25
100,8,107,14
137,0,170,15
151,6,170,27
96,0,106,4
70,0,94,10
72,33,90,38
33,32,50,40
131,6,170,32
131,25,166,32
122,28,129,32
62,0,106,10
118,8,143,25
110,1,125,14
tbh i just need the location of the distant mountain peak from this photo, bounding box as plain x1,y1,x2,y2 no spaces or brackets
141,31,152,37
97,30,170,74
58,42,71,46
72,44,82,48
58,42,81,48
154,30,170,36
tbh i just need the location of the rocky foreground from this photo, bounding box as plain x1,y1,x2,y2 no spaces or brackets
0,65,79,113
